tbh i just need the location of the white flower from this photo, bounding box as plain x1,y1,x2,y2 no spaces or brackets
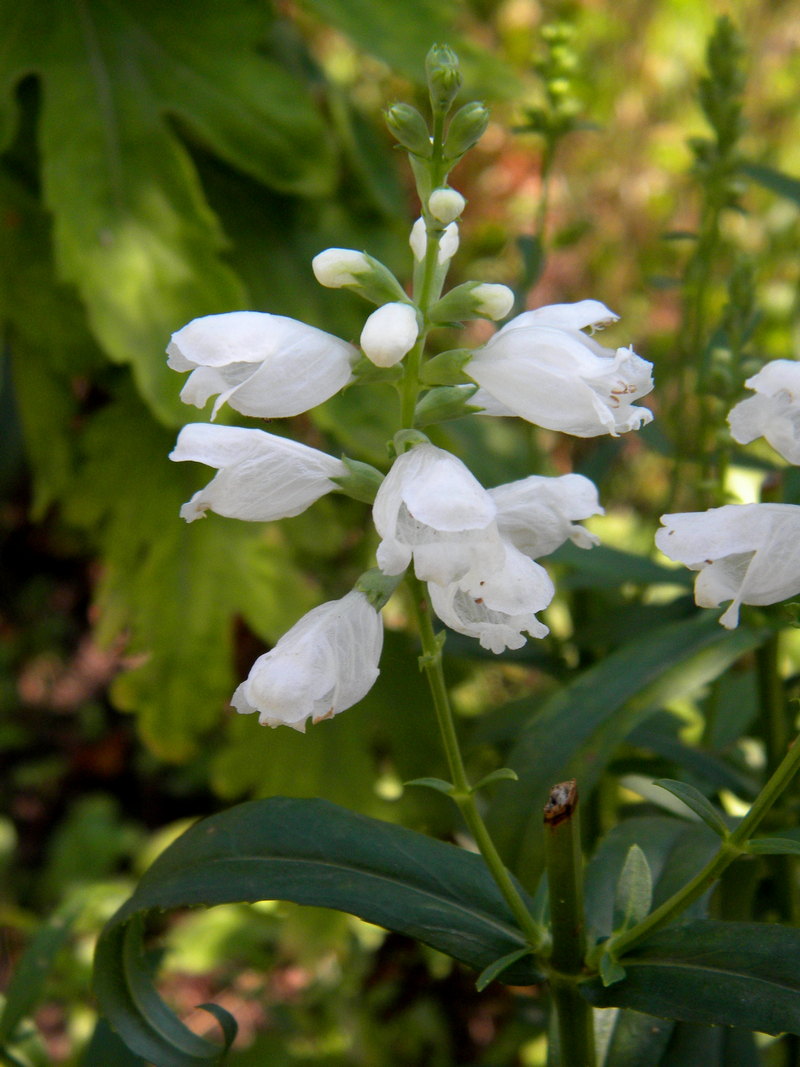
169,424,346,523
360,303,419,367
428,187,466,224
429,544,553,653
472,283,515,321
372,442,504,586
466,300,654,437
655,504,800,628
231,591,383,731
489,473,604,557
167,311,357,420
311,248,372,288
728,360,800,464
409,218,460,265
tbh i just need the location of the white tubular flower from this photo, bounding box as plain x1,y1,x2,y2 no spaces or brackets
655,504,800,628
231,591,383,731
728,360,800,464
409,218,460,265
428,544,554,653
466,300,654,437
428,187,466,224
373,442,504,585
311,248,372,288
167,311,357,420
360,302,419,367
489,473,604,557
170,424,346,523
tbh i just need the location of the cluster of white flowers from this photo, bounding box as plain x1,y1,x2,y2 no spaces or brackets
168,211,654,730
656,361,800,627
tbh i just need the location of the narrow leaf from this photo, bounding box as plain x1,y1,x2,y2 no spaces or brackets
471,767,519,793
0,902,80,1045
404,776,457,795
583,920,800,1036
740,161,800,204
94,798,540,1064
614,845,653,933
653,780,730,838
746,836,800,856
475,947,534,992
600,953,627,987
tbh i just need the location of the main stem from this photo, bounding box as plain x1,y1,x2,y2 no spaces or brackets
406,575,545,949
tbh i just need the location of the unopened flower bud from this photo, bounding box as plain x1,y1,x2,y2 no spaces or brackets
445,101,490,159
360,302,420,367
385,103,432,157
409,219,460,265
312,248,371,288
426,44,462,114
429,281,514,324
312,248,407,306
428,187,466,224
414,384,480,426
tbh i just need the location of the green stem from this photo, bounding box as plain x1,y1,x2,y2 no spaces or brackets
405,574,546,950
611,730,800,958
544,781,596,1067
757,632,787,778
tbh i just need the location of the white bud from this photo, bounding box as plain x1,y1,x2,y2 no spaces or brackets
360,302,419,368
409,219,460,265
428,187,466,224
312,248,371,288
472,283,515,321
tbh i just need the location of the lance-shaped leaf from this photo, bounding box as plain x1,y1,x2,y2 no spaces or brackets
486,613,767,887
94,797,541,1064
614,844,653,934
582,921,800,1036
0,0,335,423
653,779,730,838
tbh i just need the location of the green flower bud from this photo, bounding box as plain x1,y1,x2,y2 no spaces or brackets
355,567,404,610
385,103,432,158
332,457,385,504
414,384,479,427
312,248,408,306
429,281,514,324
444,101,490,160
426,44,462,114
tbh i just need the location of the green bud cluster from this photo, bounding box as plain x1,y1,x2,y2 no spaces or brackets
520,20,584,141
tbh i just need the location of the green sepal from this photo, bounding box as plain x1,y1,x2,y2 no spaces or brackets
332,457,384,504
391,428,431,456
476,947,534,992
599,952,627,987
354,568,404,610
350,355,404,385
404,777,457,796
470,768,519,794
653,779,730,839
746,836,800,856
425,44,462,115
414,385,480,427
339,252,409,306
418,629,447,667
420,348,472,385
385,103,432,158
444,101,490,161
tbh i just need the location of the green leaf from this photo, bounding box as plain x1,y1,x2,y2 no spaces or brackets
82,1017,149,1067
404,776,457,795
94,797,540,1063
597,1009,674,1067
0,902,80,1046
471,767,519,793
64,394,316,760
740,161,800,204
600,954,627,987
653,780,730,838
475,947,533,992
0,0,336,422
585,817,720,946
583,921,800,1036
614,845,653,933
486,614,767,887
746,836,800,856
